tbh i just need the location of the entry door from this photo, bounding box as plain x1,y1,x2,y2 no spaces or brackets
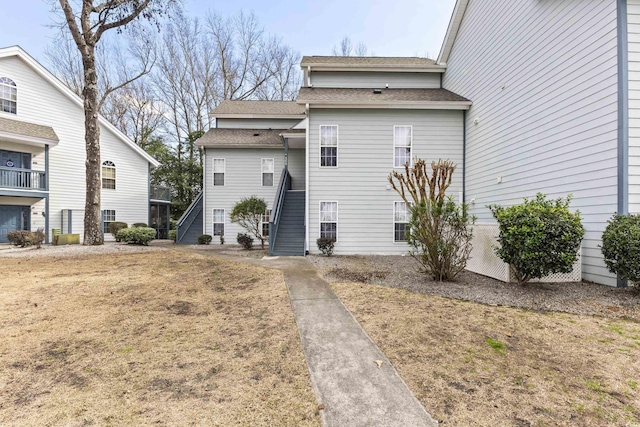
0,205,23,243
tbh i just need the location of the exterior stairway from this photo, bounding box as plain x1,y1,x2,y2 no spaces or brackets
271,190,305,256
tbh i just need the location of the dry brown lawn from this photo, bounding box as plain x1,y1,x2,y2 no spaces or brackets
0,250,319,426
332,281,640,427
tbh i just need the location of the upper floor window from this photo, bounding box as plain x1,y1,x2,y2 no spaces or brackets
213,158,225,186
262,158,274,186
0,77,17,114
101,161,116,189
394,126,412,167
320,125,338,167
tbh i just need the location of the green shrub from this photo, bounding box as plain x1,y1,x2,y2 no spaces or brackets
316,237,336,256
601,214,640,286
108,222,128,241
198,234,212,245
237,233,254,250
117,227,156,245
169,230,177,242
170,219,177,230
231,196,268,249
489,193,584,285
133,223,148,228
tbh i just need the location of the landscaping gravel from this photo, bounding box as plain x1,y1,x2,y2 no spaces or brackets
309,254,640,321
0,242,167,258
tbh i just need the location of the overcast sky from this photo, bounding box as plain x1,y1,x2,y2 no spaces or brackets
0,0,456,62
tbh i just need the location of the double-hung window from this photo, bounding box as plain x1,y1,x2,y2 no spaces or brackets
394,202,410,242
101,161,116,189
261,158,274,186
102,210,116,234
213,158,225,186
0,77,17,114
394,126,412,167
319,201,338,240
320,125,338,167
262,209,272,237
213,209,224,236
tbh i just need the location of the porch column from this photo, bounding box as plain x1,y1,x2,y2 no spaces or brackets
45,144,49,191
44,194,49,244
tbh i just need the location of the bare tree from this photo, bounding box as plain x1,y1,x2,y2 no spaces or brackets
333,36,369,56
55,0,175,245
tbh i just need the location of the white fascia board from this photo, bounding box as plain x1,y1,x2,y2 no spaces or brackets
210,113,306,119
437,0,470,65
300,65,447,73
0,46,160,168
302,101,472,110
196,144,285,149
0,131,59,147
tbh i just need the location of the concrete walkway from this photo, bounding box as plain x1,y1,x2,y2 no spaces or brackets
204,251,438,427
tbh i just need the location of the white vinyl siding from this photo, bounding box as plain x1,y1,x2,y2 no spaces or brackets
213,158,225,186
320,125,338,167
443,0,619,285
394,126,412,167
212,209,224,236
628,1,640,215
0,55,151,243
310,72,441,89
288,148,306,190
261,158,274,186
393,201,410,242
308,108,463,255
204,147,285,244
319,201,338,240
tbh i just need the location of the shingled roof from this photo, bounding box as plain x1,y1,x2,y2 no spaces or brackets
210,100,305,117
301,56,437,67
296,87,471,106
196,128,290,148
0,116,59,143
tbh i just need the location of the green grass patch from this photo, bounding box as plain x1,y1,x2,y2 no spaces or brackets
485,337,506,355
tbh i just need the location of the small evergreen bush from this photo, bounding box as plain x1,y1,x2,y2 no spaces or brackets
198,234,212,245
489,193,584,285
237,233,254,250
117,227,156,245
231,196,268,249
316,237,336,256
108,221,128,241
601,214,640,286
169,230,177,242
133,223,148,228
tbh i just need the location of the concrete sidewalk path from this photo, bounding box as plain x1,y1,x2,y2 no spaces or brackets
263,257,438,427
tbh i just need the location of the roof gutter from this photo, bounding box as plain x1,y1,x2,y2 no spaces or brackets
295,101,472,110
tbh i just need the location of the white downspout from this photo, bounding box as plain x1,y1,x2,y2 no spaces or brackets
305,103,310,253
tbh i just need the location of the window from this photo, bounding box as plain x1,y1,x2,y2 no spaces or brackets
0,77,17,114
213,209,224,236
320,125,338,167
262,158,274,186
262,209,272,237
213,158,225,186
102,210,116,234
319,201,338,240
394,202,410,242
394,126,412,167
101,161,116,189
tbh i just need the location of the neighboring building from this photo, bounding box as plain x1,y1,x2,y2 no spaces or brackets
437,0,632,286
0,46,163,244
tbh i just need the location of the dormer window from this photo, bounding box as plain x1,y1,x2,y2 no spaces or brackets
0,77,17,114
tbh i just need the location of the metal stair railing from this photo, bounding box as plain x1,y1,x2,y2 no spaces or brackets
176,191,203,243
268,168,291,255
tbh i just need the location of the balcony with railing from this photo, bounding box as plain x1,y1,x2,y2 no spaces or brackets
0,166,46,191
150,185,171,202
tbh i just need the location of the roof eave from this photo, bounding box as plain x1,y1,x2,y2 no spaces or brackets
211,113,306,119
300,64,446,73
198,143,284,149
437,0,470,65
0,130,59,147
295,101,472,110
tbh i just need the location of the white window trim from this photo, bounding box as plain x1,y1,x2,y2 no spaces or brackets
318,200,338,242
261,158,274,187
212,208,225,236
212,158,226,187
393,201,410,244
101,161,116,190
0,77,17,115
319,125,339,168
102,209,116,234
393,125,413,169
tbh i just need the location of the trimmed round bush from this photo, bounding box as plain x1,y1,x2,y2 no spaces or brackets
132,223,148,228
169,229,177,242
601,214,640,286
198,234,212,245
316,237,336,257
108,221,128,241
117,227,156,245
489,193,585,285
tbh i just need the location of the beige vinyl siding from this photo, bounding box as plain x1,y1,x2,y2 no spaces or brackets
0,55,151,242
307,108,463,255
203,147,285,243
629,0,640,214
216,118,301,129
288,148,306,190
310,72,441,89
443,0,619,285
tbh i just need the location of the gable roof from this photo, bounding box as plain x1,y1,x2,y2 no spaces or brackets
300,56,445,72
437,0,470,65
296,87,471,109
210,100,305,118
0,46,159,167
0,116,59,145
196,128,288,148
